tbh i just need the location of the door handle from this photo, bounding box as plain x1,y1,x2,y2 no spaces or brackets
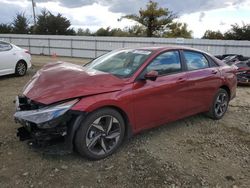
176,77,186,83
211,70,218,74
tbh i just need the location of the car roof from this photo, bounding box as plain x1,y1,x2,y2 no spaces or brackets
134,45,208,54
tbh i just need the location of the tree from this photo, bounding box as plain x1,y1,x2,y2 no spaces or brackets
0,24,13,33
224,23,250,40
77,28,92,36
125,25,146,37
109,28,130,37
164,22,192,38
95,27,112,36
120,0,176,37
12,12,29,34
202,30,224,39
36,9,74,35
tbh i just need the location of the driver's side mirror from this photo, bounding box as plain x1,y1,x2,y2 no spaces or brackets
144,70,159,81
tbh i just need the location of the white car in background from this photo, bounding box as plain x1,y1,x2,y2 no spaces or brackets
0,41,31,76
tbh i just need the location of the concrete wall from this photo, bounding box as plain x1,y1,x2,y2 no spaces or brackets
0,34,249,58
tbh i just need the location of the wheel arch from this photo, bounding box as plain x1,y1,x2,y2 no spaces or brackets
220,85,231,99
16,59,27,69
69,105,133,151
102,105,133,140
87,105,133,140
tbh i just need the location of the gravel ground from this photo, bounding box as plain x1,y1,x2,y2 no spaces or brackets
0,55,249,188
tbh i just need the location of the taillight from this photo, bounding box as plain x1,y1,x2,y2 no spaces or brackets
25,50,30,55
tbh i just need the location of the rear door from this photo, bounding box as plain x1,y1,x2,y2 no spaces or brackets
0,42,16,75
132,50,188,131
181,50,221,114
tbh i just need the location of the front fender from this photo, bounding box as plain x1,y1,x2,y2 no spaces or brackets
71,91,135,130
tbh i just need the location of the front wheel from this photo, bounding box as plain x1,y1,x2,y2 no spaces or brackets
207,88,229,120
75,108,125,160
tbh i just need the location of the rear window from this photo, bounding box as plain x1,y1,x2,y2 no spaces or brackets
183,51,209,71
0,41,12,51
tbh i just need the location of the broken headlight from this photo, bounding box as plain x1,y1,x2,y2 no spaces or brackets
14,99,79,125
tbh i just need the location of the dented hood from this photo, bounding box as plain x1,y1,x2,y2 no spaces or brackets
23,62,125,104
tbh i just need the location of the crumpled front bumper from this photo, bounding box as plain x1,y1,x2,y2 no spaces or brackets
15,118,68,144
14,96,85,152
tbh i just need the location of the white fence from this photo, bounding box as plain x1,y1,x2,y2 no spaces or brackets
0,34,250,58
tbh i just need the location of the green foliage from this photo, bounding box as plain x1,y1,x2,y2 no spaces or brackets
0,24,13,33
36,9,74,35
202,24,250,40
77,28,92,36
95,27,112,36
164,22,193,38
224,23,250,40
202,30,224,39
125,25,147,37
120,0,176,37
12,12,29,34
94,25,147,37
95,27,125,37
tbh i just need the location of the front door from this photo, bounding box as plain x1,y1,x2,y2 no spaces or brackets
132,50,188,131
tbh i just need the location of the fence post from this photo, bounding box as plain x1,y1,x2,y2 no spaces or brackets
224,44,228,54
28,38,31,52
70,39,73,57
94,39,97,58
48,38,51,56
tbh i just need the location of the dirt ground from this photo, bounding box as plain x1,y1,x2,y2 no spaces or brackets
0,55,249,188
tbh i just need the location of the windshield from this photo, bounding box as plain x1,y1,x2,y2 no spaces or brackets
85,49,152,78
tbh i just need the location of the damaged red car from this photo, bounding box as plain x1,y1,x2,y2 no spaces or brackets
14,46,237,160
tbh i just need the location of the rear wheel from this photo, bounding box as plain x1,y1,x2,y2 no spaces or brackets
207,88,229,120
15,61,27,76
75,108,125,160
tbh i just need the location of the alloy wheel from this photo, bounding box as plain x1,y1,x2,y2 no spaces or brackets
85,115,121,156
17,62,26,75
214,93,228,117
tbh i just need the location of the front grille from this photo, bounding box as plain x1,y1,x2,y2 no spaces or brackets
18,96,44,111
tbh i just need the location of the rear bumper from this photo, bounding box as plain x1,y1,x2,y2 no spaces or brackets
27,62,32,69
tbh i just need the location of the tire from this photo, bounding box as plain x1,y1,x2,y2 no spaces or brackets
15,61,27,76
75,108,125,160
207,88,229,120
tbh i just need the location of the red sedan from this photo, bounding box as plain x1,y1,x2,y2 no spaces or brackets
14,46,237,160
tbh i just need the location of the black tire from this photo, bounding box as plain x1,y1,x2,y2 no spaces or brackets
207,88,229,120
75,108,125,160
15,61,27,76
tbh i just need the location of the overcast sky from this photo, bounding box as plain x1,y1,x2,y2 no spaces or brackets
1,0,250,38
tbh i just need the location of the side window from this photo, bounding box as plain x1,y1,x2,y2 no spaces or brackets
183,51,209,71
147,51,182,76
0,41,12,52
